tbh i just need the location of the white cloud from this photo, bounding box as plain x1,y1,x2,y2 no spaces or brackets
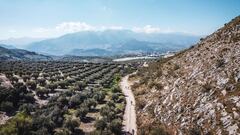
31,22,178,38
108,26,124,30
31,22,96,38
132,25,161,34
55,22,95,33
32,22,125,36
99,25,124,31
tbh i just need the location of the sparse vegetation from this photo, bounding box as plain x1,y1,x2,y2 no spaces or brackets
150,127,169,135
202,83,212,93
130,16,240,135
216,58,225,68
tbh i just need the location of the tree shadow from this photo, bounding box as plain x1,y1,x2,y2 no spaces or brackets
98,100,107,104
81,116,95,123
89,108,99,113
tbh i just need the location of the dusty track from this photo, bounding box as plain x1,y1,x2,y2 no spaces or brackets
120,74,137,135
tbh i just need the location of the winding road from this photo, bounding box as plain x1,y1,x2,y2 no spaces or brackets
120,74,137,135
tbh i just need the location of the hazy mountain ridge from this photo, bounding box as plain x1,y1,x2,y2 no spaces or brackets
0,37,45,49
130,16,240,134
0,45,52,61
0,44,16,49
68,48,112,56
26,30,201,56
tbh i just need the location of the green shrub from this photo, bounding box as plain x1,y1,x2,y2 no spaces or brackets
112,93,120,103
111,85,121,93
47,83,58,92
63,117,80,132
36,87,49,98
109,119,122,135
76,106,89,120
19,103,35,115
58,81,68,89
0,112,32,135
0,101,14,113
26,81,37,90
150,127,169,135
95,119,107,131
93,91,105,103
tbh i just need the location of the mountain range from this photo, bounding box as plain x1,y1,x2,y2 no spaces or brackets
25,30,201,56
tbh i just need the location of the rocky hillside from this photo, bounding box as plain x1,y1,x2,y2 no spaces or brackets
130,16,240,135
0,46,52,61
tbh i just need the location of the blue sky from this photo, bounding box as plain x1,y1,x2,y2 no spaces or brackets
0,0,239,39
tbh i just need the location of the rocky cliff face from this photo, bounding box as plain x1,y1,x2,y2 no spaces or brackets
130,16,240,135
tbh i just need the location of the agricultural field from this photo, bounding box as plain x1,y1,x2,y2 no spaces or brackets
0,61,133,135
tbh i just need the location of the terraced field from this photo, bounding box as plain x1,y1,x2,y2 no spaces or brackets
0,61,132,135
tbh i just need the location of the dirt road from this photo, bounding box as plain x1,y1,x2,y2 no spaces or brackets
120,74,137,135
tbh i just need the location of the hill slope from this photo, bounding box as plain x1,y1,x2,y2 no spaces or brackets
131,16,240,134
0,46,52,61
